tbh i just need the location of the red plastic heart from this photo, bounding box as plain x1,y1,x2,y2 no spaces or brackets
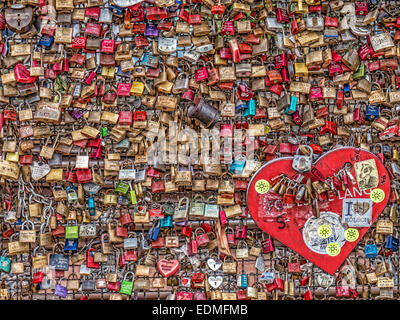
157,259,180,278
247,147,390,274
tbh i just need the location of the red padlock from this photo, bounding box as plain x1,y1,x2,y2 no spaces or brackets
228,38,241,63
181,226,192,237
220,210,227,226
336,90,344,109
304,288,313,300
14,63,37,83
211,2,225,15
86,248,100,269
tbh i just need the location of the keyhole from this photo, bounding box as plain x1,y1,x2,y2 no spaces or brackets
298,158,306,170
16,13,21,27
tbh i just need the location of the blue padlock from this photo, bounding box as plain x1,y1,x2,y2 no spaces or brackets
108,5,124,17
237,273,248,289
235,99,247,112
229,159,246,174
38,35,54,49
116,138,130,149
64,239,78,252
160,215,173,228
243,99,255,117
88,196,96,216
365,240,378,258
118,195,129,205
150,221,160,241
117,65,131,78
343,83,351,97
365,105,380,121
284,95,297,115
385,234,399,252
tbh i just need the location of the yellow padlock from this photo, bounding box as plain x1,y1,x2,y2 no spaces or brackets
104,190,118,206
294,62,309,77
6,152,19,163
102,66,115,79
393,147,399,162
130,81,145,96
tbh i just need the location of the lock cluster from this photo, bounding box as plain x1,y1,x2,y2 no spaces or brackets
0,0,399,301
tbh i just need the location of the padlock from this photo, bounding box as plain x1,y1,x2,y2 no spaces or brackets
292,145,313,173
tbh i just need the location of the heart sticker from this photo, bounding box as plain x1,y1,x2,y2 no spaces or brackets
31,161,51,181
247,147,390,274
207,257,222,271
157,259,180,278
181,277,191,287
208,275,223,289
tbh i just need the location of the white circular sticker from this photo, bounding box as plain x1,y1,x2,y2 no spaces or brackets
303,212,346,255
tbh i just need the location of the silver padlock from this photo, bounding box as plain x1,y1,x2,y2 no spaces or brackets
292,145,313,173
392,162,400,178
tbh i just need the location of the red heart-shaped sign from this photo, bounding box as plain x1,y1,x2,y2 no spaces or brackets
247,147,390,274
157,259,180,278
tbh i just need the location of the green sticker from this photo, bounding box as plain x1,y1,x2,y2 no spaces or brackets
370,188,385,203
344,228,359,242
255,179,270,194
318,224,332,239
326,242,341,257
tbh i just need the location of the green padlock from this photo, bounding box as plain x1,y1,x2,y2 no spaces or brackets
65,221,79,239
128,183,137,205
353,63,365,80
101,127,107,137
120,271,134,296
114,181,130,195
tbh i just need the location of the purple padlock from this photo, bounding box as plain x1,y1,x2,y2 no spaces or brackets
144,24,158,37
54,283,68,298
69,109,83,120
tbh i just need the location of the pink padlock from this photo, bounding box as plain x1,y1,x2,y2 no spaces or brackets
117,83,132,96
276,7,289,23
309,84,323,102
358,43,373,61
235,222,247,239
226,227,235,245
219,210,227,226
221,20,235,36
188,237,198,256
354,105,362,122
53,60,63,72
220,123,233,137
101,31,115,53
195,61,208,82
275,53,287,69
84,70,97,85
182,88,195,101
292,111,302,126
261,234,275,253
328,62,343,76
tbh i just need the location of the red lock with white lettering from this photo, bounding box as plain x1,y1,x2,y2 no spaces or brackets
195,60,208,82
101,31,115,53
